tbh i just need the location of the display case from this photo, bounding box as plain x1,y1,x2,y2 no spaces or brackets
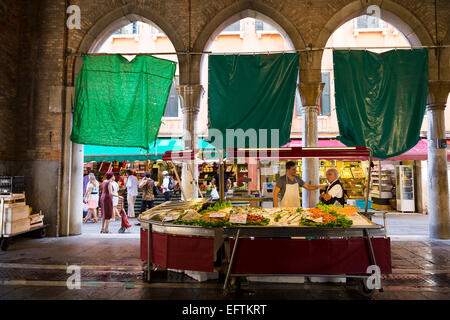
370,162,394,200
395,165,415,212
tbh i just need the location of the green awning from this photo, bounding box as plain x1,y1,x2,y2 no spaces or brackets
84,138,215,162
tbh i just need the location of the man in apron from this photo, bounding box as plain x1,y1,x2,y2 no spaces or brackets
273,161,321,208
320,168,346,206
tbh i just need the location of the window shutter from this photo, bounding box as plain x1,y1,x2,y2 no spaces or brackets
321,72,331,116
295,88,302,116
163,82,179,117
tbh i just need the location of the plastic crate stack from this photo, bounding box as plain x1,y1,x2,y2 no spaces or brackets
0,176,25,194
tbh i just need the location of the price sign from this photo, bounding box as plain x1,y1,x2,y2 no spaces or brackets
209,212,227,218
230,214,247,224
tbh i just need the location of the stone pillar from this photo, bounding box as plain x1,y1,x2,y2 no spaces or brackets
68,143,83,235
298,82,324,208
427,80,450,239
176,85,204,200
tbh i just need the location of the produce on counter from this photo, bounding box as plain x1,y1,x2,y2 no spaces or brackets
140,200,371,228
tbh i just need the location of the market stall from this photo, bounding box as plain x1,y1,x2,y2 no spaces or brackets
138,147,390,296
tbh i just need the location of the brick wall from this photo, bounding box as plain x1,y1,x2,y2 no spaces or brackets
0,0,21,162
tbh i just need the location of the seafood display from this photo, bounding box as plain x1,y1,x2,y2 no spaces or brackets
139,199,376,228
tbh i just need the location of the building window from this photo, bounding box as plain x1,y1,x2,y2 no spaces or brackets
355,15,381,29
114,22,138,35
223,21,241,32
255,20,276,32
295,89,302,117
163,82,179,118
320,72,331,116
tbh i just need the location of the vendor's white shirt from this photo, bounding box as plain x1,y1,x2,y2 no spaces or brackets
126,175,138,196
327,179,344,206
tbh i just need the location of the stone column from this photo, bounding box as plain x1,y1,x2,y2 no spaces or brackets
427,80,450,239
298,82,324,208
68,143,83,235
176,85,204,200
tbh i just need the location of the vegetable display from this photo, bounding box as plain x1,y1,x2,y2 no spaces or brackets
142,199,371,228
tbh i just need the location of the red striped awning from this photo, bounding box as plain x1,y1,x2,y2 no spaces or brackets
283,139,450,161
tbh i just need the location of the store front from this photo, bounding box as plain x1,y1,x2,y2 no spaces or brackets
221,138,450,213
82,138,215,225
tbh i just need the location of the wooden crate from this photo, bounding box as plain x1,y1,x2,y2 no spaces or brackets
3,203,30,223
3,217,30,235
0,193,26,204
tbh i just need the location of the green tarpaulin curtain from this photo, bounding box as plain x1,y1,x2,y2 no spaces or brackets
208,53,299,149
333,49,428,159
70,55,176,150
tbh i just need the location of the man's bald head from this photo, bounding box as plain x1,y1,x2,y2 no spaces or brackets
326,168,339,182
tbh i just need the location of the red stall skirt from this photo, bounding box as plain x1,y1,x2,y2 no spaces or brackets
140,229,215,272
229,237,392,275
140,229,391,275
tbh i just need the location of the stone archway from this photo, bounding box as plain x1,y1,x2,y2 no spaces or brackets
62,6,186,236
72,5,185,81
314,0,436,78
189,0,306,85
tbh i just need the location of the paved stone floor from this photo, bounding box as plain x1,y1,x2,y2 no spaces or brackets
0,214,448,300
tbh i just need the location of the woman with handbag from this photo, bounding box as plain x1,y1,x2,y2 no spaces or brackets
100,172,115,233
83,173,100,223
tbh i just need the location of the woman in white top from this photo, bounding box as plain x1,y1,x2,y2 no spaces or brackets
83,173,100,223
111,178,121,221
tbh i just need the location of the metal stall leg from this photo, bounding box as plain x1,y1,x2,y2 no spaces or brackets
146,223,152,283
363,228,383,293
223,228,241,291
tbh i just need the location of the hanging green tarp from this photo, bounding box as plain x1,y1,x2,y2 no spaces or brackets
208,53,299,149
70,55,176,150
333,49,428,159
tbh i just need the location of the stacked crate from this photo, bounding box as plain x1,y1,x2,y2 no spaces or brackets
1,193,30,235
30,211,44,228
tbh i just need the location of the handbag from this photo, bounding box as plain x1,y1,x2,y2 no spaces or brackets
153,184,160,196
82,201,89,212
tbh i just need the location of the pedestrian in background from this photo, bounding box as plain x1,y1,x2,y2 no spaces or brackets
162,170,174,202
100,171,114,233
82,169,90,218
139,171,155,214
83,172,99,223
126,170,138,218
111,175,120,221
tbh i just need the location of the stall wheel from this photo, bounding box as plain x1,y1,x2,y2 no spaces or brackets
358,279,375,298
230,276,241,290
38,228,47,238
143,270,147,282
1,238,9,251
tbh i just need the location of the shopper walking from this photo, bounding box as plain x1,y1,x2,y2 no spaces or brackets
161,170,174,202
139,171,155,214
126,170,138,218
82,169,90,219
83,172,100,223
111,176,120,221
100,171,114,233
